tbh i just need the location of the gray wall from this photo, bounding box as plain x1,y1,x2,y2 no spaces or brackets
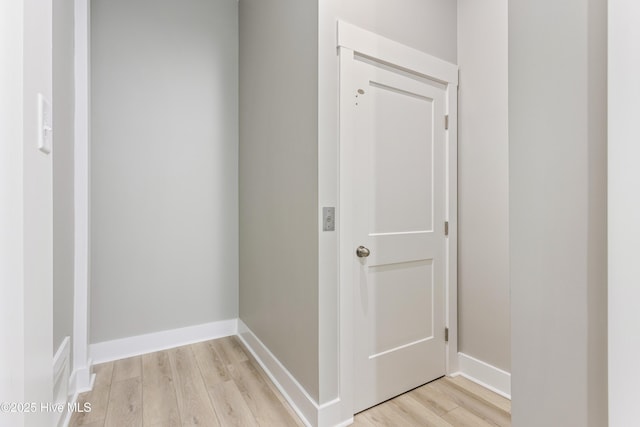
91,0,239,343
239,0,456,404
457,0,510,372
324,0,457,63
53,0,75,356
509,0,607,425
317,0,458,403
609,1,640,424
238,0,319,402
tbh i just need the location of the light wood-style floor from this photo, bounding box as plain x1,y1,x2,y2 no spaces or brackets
70,336,511,427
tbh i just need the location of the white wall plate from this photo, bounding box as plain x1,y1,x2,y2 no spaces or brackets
37,93,52,154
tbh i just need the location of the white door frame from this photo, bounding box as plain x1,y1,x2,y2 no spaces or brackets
71,0,93,394
337,20,458,416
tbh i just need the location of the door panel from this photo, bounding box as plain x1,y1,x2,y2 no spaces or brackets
368,260,434,356
352,58,447,413
369,82,434,234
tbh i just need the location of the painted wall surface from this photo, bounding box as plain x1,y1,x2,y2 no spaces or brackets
90,0,239,343
0,0,26,419
53,0,75,357
509,0,607,425
238,0,320,402
318,0,458,404
609,1,640,425
457,0,510,372
24,0,55,424
0,0,55,424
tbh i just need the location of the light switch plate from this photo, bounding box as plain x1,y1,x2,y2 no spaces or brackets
323,207,335,231
37,93,52,154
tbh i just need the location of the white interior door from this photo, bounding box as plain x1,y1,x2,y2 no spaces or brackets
350,58,447,413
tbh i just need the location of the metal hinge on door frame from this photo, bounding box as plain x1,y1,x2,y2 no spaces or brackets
445,115,449,130
445,327,449,342
444,221,449,236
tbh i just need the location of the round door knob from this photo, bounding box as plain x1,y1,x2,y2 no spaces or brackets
356,246,370,258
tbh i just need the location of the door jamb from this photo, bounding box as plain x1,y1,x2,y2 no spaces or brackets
72,0,93,394
337,20,459,417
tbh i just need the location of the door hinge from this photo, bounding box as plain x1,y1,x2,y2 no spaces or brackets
444,221,449,236
445,327,449,342
445,115,449,130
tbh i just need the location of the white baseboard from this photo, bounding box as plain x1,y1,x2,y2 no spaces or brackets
237,320,315,426
69,362,94,395
237,320,350,427
455,352,511,399
61,391,78,427
89,318,238,364
64,357,95,427
318,401,353,427
53,337,71,427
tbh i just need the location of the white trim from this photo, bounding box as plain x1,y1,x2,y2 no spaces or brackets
53,337,71,427
89,319,237,364
337,46,357,424
238,320,314,426
337,21,459,419
69,362,94,395
445,83,459,374
61,376,95,427
318,408,353,427
337,21,458,85
237,320,351,427
61,392,78,427
455,352,511,399
53,336,71,382
73,0,91,394
609,2,640,425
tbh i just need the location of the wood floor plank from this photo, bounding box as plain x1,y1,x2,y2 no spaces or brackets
112,356,142,382
141,351,181,426
239,348,304,426
70,421,104,427
192,340,231,386
449,375,511,414
70,361,114,426
224,336,251,363
410,382,459,416
441,406,497,427
428,378,510,427
219,337,304,427
391,393,454,427
104,377,143,427
212,336,248,366
208,380,259,427
228,360,299,427
70,338,509,427
241,347,285,402
70,394,103,427
169,345,220,427
361,400,427,426
352,412,380,427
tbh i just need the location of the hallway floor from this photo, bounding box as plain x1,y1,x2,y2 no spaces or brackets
70,336,511,427
352,375,511,426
